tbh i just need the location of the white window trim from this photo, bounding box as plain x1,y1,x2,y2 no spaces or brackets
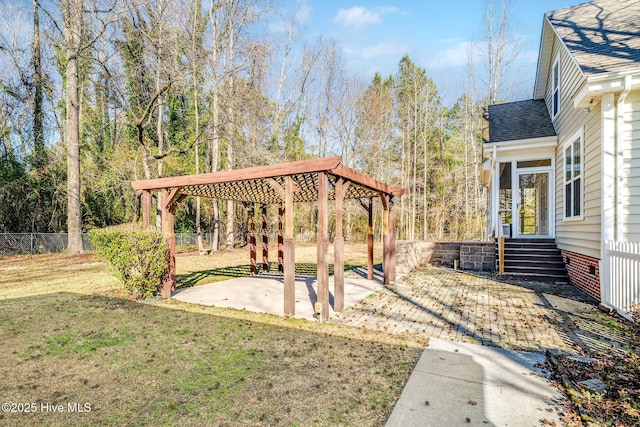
562,127,584,221
551,56,560,120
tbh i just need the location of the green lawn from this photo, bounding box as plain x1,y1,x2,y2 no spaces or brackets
0,248,422,426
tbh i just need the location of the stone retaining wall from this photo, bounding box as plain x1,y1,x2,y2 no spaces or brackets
459,241,495,271
396,240,495,276
395,241,428,275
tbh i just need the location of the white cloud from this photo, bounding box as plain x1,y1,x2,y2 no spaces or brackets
377,6,399,15
424,36,538,72
424,40,481,69
295,1,310,25
334,6,383,30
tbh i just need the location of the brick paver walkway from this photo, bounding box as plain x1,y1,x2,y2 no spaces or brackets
332,267,608,353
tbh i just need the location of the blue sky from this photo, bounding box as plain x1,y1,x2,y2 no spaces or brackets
0,0,581,107
290,0,580,105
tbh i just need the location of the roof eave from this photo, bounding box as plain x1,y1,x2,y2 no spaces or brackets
533,17,554,99
534,15,587,100
483,135,558,155
574,69,640,108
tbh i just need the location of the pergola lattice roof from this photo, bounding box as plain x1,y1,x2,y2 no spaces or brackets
131,156,404,203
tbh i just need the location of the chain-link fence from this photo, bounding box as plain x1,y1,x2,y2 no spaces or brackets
0,233,87,256
0,233,211,256
0,231,485,256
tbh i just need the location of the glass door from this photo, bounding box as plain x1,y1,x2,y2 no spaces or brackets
516,172,550,237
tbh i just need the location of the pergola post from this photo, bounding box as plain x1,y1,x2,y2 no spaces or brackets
284,177,295,316
389,197,396,283
317,171,330,320
142,190,151,229
261,203,269,272
248,203,256,275
381,193,390,285
367,197,374,280
161,188,176,298
334,178,350,312
278,205,284,274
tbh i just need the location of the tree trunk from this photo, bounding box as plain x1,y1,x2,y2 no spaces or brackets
225,6,235,249
194,76,204,253
64,0,84,255
32,0,45,169
208,3,221,252
155,24,164,230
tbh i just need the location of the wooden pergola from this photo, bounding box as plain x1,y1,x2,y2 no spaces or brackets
131,156,404,320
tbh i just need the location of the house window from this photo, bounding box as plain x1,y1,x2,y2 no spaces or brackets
564,132,582,218
552,57,560,118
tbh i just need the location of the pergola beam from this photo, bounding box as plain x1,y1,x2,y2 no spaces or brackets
163,186,183,209
266,178,285,199
330,164,405,198
132,157,343,191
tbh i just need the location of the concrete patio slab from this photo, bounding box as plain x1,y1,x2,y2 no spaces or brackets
172,274,383,321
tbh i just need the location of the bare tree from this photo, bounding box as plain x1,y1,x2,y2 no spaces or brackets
480,0,519,104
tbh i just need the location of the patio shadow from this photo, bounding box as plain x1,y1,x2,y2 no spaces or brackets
177,262,340,289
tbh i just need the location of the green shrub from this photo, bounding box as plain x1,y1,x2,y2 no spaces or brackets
90,226,169,299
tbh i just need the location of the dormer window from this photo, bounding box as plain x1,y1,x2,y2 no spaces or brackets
552,57,560,118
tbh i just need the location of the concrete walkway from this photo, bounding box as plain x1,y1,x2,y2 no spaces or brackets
386,338,564,426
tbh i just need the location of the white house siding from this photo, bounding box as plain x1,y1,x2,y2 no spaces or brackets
621,91,640,241
546,35,602,259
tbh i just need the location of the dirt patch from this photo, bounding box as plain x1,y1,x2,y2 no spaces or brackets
547,308,640,426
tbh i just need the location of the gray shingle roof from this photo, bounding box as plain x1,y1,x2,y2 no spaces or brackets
483,99,557,143
547,0,640,76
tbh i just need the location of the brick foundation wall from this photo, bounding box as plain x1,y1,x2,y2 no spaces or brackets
460,241,496,271
561,249,600,301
